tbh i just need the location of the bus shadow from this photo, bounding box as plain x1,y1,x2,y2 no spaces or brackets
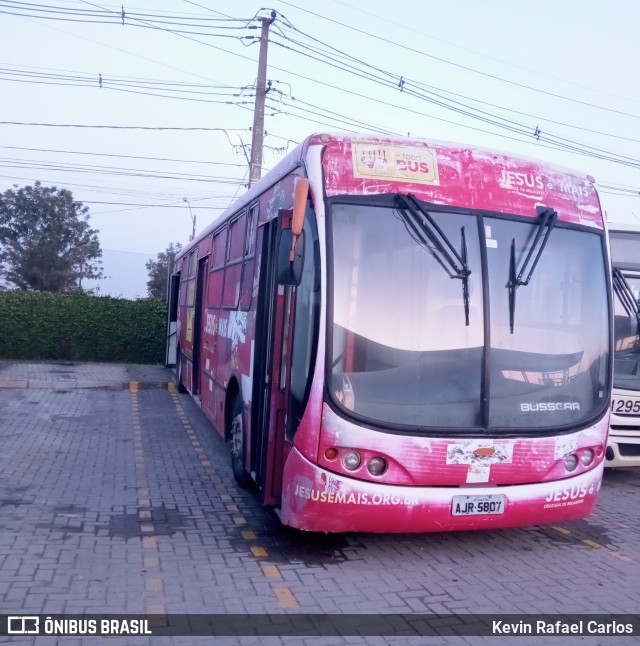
250,512,616,566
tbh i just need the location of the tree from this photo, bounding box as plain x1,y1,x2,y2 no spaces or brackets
145,242,182,300
0,181,103,292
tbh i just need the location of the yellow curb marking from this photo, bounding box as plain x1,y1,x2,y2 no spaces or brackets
552,526,572,535
146,603,167,615
169,390,301,610
261,564,281,578
609,551,632,562
273,586,299,609
250,546,268,558
145,578,163,593
582,539,602,549
129,381,139,393
142,536,157,550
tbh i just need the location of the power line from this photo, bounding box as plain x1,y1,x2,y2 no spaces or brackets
270,21,640,153
4,4,639,192
0,144,248,168
0,121,248,131
0,158,246,184
289,0,640,106
276,4,640,119
5,59,640,150
264,25,640,169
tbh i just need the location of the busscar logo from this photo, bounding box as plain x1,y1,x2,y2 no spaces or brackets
520,402,580,412
8,616,40,634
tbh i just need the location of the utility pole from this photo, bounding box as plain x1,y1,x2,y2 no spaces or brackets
248,11,275,188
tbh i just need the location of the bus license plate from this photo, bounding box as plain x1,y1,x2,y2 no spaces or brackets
612,398,640,416
451,495,505,516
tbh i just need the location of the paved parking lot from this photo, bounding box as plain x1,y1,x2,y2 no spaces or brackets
1,363,640,645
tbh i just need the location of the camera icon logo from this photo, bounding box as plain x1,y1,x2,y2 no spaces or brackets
7,616,40,634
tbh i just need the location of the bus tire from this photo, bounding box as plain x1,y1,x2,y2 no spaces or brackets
230,396,252,489
176,350,187,394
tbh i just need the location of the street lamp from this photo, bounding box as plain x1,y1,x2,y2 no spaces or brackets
183,197,196,241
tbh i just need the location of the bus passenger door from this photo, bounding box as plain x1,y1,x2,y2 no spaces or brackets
251,217,292,505
192,257,208,397
165,273,180,366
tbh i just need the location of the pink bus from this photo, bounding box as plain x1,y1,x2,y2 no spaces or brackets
167,133,612,533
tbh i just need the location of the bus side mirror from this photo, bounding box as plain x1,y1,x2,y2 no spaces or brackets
292,178,309,237
277,228,305,285
289,178,309,261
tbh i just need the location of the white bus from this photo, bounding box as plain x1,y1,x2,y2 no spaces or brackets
608,222,640,467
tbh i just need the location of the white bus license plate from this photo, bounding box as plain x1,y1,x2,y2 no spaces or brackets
452,495,505,516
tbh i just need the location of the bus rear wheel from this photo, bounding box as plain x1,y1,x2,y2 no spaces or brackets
230,396,252,489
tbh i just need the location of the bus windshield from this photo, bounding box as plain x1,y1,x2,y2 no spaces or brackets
613,271,640,391
329,198,610,432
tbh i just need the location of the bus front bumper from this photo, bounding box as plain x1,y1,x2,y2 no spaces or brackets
605,434,640,468
280,447,604,533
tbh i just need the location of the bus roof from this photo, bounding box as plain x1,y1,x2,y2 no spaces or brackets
175,138,309,261
177,132,603,261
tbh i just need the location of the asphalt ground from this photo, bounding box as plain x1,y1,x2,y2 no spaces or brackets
1,362,639,645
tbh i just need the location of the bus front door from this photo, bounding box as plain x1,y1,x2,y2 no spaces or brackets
251,216,293,505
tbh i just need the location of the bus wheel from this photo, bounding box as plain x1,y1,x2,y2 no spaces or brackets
175,351,187,393
230,396,251,489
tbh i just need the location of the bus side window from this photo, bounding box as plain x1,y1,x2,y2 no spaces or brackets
186,250,197,307
245,203,258,257
287,207,320,438
207,230,225,309
223,214,246,308
240,204,259,310
212,227,227,269
227,214,246,263
179,275,187,306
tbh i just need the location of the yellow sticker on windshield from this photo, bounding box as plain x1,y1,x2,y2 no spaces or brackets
352,141,440,185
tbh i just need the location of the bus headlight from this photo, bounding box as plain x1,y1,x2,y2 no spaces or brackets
564,454,579,471
580,449,595,466
367,457,387,476
343,450,361,471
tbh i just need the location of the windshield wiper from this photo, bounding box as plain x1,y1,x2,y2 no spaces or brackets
613,267,640,336
395,194,472,325
508,206,558,333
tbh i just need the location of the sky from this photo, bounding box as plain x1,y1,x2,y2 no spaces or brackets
2,0,640,298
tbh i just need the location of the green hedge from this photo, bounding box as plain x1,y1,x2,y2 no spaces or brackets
0,292,166,364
